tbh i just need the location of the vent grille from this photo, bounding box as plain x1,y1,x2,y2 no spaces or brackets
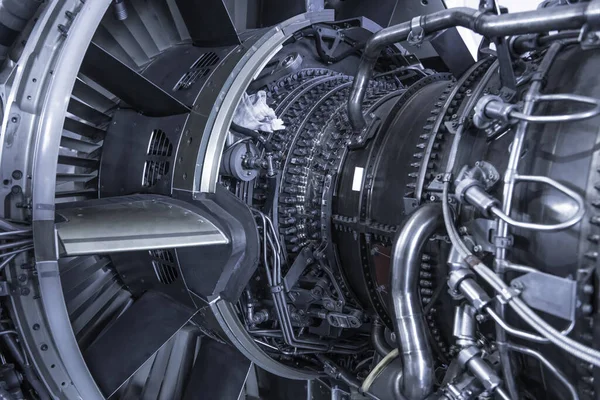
173,52,220,91
147,129,173,157
142,129,172,188
149,249,179,284
142,161,170,188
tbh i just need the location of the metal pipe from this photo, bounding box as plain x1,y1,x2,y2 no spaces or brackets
0,239,32,251
348,1,600,131
486,307,548,343
391,203,443,400
507,343,578,400
492,41,565,399
496,388,512,400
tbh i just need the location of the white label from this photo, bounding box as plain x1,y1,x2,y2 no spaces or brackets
352,167,364,192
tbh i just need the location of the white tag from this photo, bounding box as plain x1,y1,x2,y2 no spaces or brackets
352,167,364,192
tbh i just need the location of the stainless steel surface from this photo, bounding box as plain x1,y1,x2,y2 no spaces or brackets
510,271,577,321
391,203,442,400
453,304,477,347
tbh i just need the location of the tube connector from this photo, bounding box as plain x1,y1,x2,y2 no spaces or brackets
449,269,492,311
455,162,500,217
473,95,518,128
453,304,477,347
458,346,503,393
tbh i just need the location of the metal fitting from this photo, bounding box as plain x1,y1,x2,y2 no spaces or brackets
473,95,518,128
459,278,492,311
448,269,491,311
455,162,500,217
453,304,477,347
462,185,500,217
265,152,276,178
113,0,128,21
458,346,503,392
448,268,475,293
457,345,481,366
448,245,468,272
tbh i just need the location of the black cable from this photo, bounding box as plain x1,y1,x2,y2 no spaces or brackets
511,30,579,54
230,122,273,152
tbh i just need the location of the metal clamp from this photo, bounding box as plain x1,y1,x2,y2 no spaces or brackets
510,93,600,123
407,16,425,46
491,174,585,231
270,284,283,293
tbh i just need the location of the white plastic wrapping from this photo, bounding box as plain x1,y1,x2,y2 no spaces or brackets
233,91,285,132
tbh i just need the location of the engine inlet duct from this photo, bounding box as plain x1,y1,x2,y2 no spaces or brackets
1,0,600,400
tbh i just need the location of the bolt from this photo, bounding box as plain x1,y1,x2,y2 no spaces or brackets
40,344,48,351
33,324,40,331
473,245,482,253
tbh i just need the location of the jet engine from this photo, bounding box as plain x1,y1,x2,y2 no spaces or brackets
0,0,599,399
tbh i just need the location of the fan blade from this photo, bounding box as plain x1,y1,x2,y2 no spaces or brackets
182,338,251,400
174,0,240,46
68,98,112,126
80,42,189,116
83,290,195,397
55,195,228,256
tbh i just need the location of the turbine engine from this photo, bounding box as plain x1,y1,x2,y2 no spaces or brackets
0,1,599,400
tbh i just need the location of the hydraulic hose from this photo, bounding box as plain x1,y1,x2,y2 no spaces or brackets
372,318,393,357
348,1,600,131
391,203,443,400
230,122,274,152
